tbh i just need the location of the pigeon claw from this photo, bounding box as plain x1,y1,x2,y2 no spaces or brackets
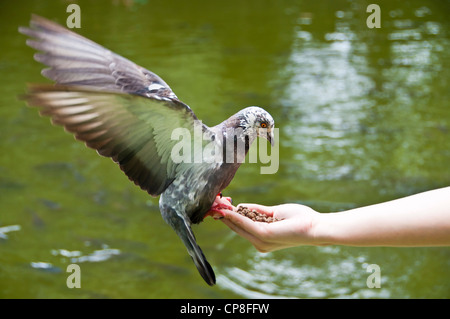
217,192,232,204
204,194,234,220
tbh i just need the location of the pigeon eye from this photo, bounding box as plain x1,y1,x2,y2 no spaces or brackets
260,122,267,128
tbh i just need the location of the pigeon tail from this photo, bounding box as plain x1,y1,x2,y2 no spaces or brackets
164,210,216,285
185,230,216,286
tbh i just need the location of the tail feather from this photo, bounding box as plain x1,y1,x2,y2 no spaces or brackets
181,219,216,286
164,210,216,285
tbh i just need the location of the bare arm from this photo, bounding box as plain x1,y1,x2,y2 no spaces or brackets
218,187,450,252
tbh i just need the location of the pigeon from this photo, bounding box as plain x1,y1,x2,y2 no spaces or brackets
19,15,275,286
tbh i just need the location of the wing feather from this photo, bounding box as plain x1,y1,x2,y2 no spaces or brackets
20,15,216,196
19,15,177,100
25,84,203,196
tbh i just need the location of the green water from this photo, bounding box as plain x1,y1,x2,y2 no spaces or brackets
1,0,449,298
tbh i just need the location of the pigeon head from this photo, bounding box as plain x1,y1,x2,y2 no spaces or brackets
236,106,275,146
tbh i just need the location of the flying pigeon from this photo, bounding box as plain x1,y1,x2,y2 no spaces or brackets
19,15,275,286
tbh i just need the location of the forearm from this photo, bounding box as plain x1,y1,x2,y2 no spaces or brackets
313,187,450,247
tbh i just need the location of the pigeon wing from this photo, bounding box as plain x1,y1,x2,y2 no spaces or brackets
19,14,176,100
25,84,202,196
19,15,212,196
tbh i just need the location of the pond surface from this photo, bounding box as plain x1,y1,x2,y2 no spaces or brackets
0,0,449,298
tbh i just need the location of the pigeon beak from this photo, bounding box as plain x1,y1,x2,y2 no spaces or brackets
267,130,275,147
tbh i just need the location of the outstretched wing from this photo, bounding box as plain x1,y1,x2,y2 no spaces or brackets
19,15,215,196
25,84,202,196
19,14,176,100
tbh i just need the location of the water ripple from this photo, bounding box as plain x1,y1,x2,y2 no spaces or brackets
219,248,392,298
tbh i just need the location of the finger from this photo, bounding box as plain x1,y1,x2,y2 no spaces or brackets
215,196,237,211
215,207,235,214
220,218,268,250
220,218,256,241
222,209,269,239
237,203,274,217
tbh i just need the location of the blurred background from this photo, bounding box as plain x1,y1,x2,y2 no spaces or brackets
0,0,449,298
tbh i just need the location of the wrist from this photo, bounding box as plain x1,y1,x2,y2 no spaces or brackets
311,212,340,246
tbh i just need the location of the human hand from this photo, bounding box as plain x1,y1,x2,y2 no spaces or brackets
219,203,321,252
217,187,450,250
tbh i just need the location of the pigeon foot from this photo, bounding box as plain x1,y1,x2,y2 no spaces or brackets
204,194,234,220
